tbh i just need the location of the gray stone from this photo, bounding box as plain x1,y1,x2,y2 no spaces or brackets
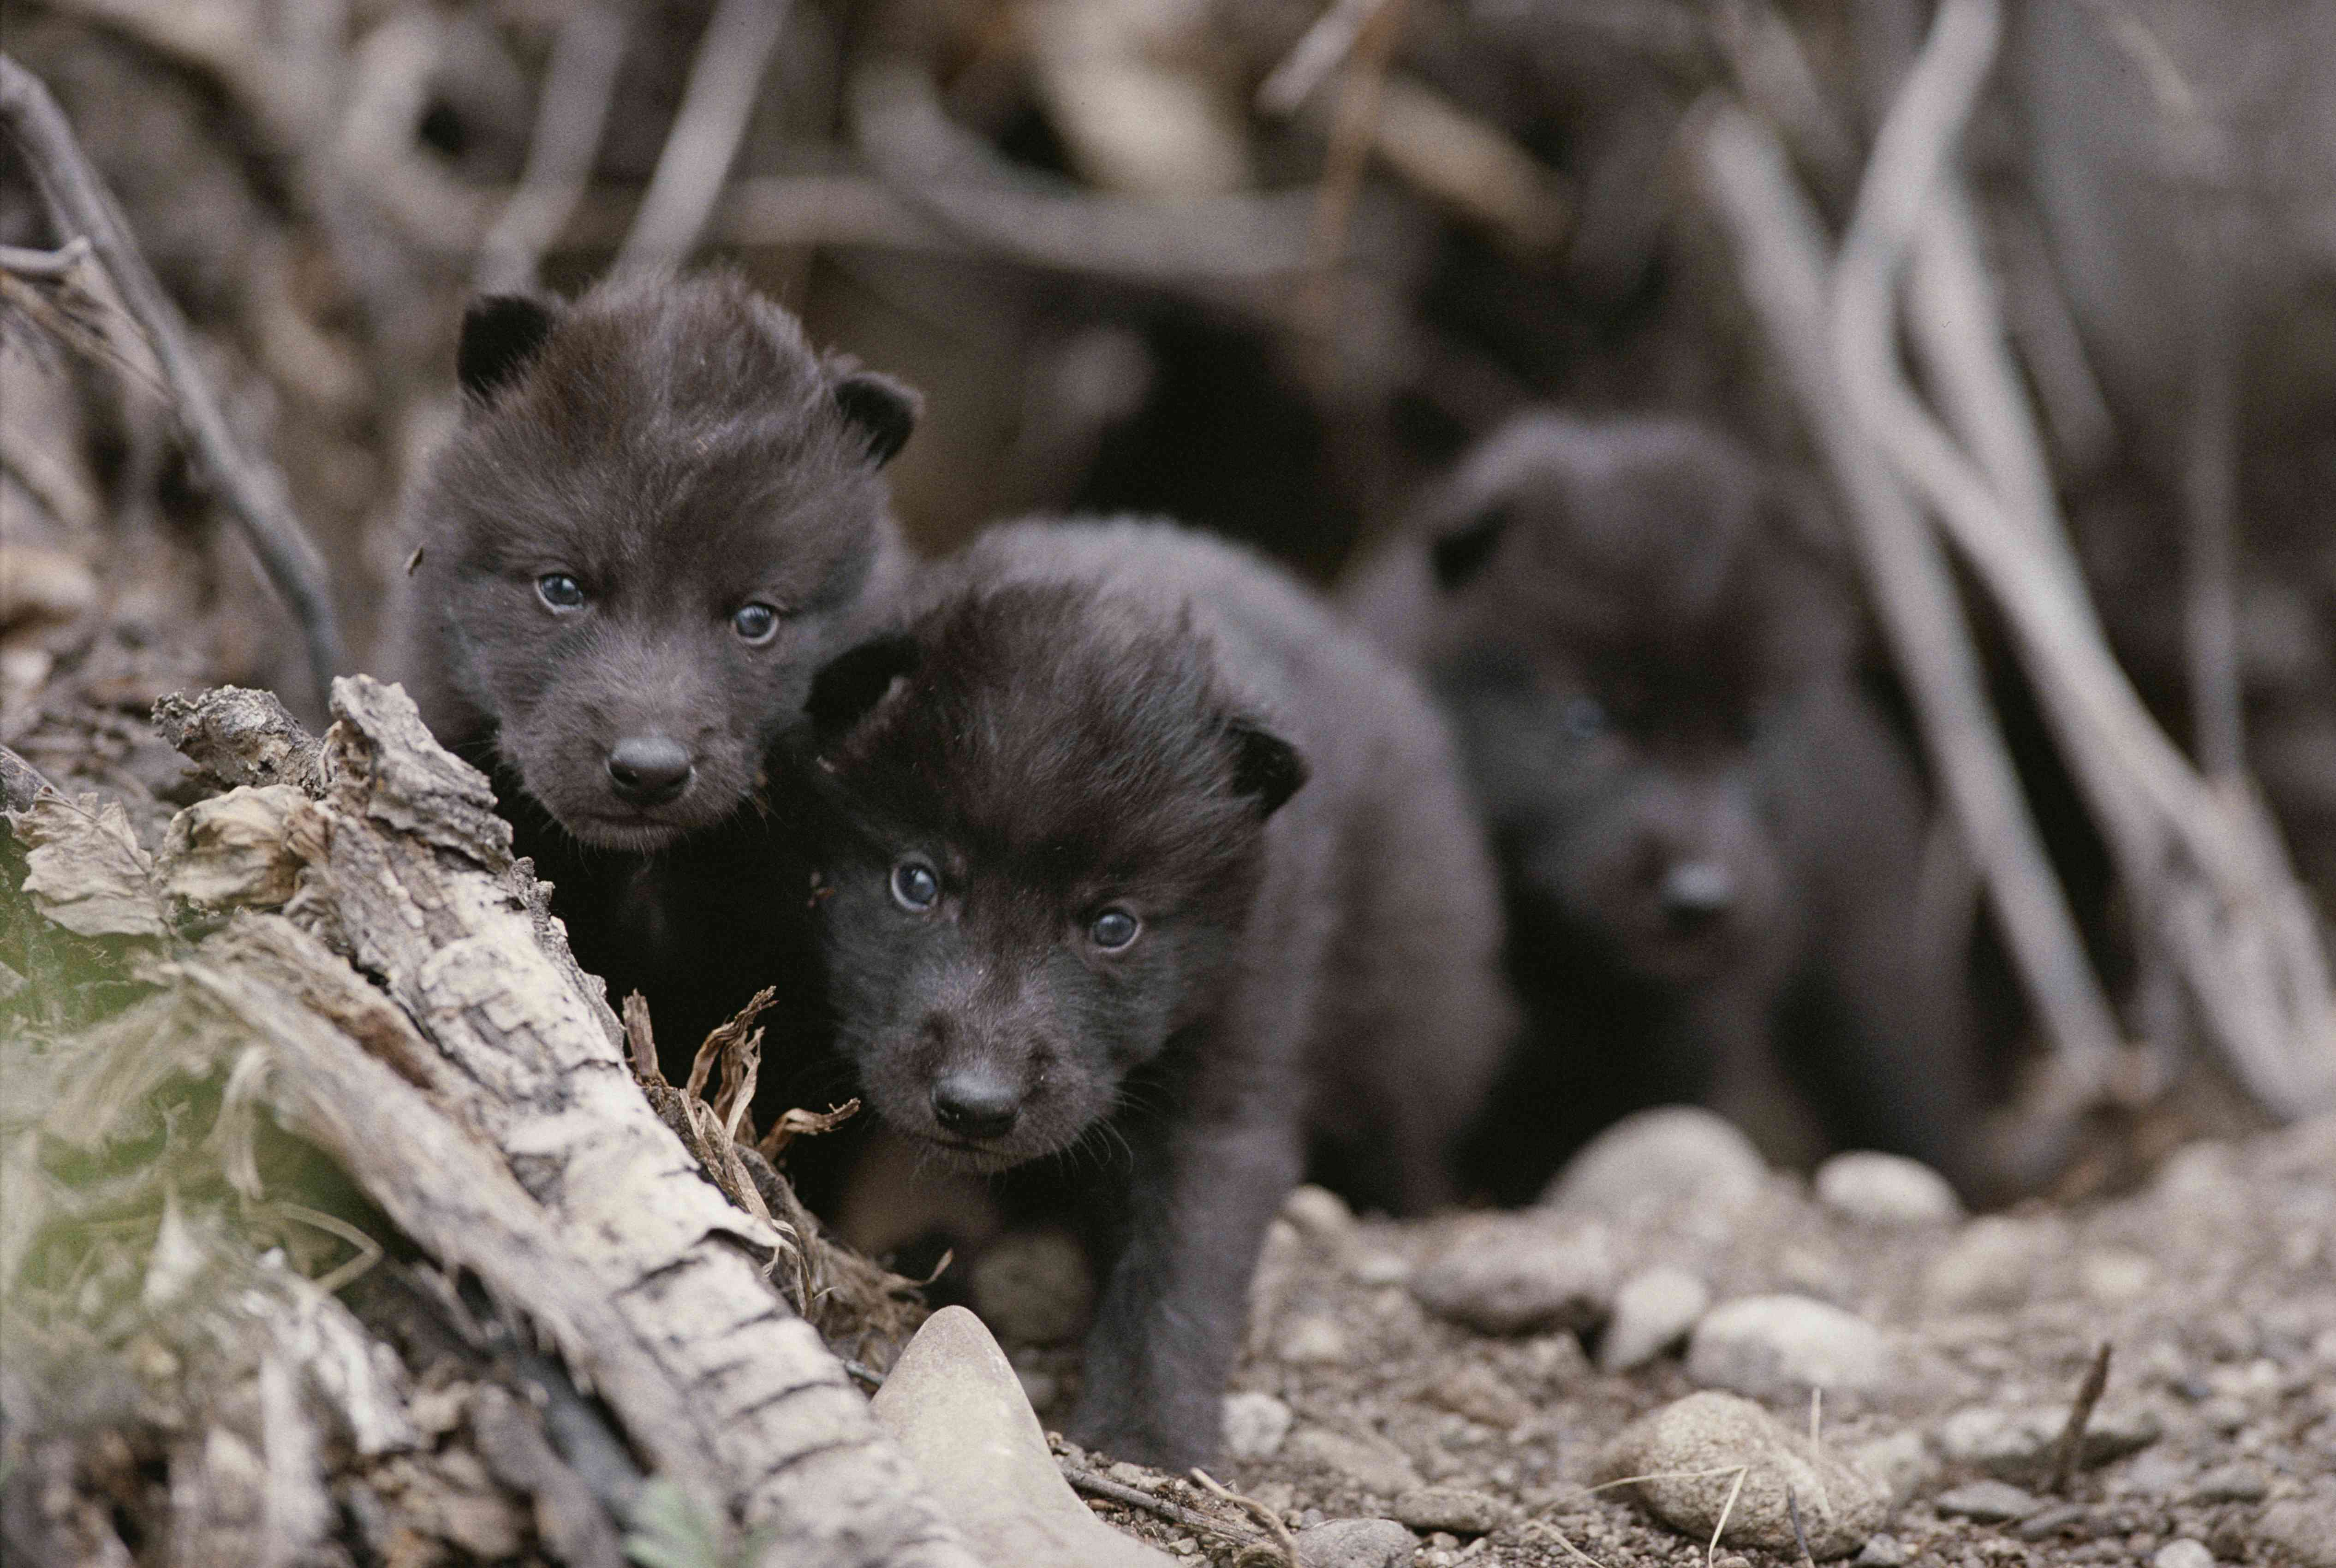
1844,1431,1938,1506
1390,1487,1509,1535
1282,1184,1359,1252
1286,1426,1425,1497
1814,1152,1964,1226
1348,1250,1412,1287
968,1229,1094,1346
1276,1313,1353,1366
2152,1542,2214,1568
1542,1105,1769,1219
1598,1266,1711,1372
2184,1464,2268,1504
2255,1498,2336,1568
1409,1214,1615,1336
1597,1391,1887,1558
1933,1402,2161,1479
1425,1363,1532,1430
1686,1295,1886,1396
1933,1480,2043,1523
1222,1391,1294,1460
1854,1535,1909,1567
1920,1216,2068,1313
1292,1518,1418,1568
869,1306,1174,1567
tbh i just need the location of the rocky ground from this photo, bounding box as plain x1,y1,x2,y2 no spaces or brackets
975,1107,2336,1568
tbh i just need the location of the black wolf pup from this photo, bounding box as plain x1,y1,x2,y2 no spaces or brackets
1345,412,1988,1200
380,271,918,1056
783,519,1512,1467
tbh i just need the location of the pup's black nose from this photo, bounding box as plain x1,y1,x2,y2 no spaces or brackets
1658,859,1735,925
606,736,694,806
931,1072,1021,1141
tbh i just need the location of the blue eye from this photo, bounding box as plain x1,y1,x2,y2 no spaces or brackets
1090,908,1140,951
1561,695,1608,741
890,860,940,911
537,573,586,611
733,602,780,644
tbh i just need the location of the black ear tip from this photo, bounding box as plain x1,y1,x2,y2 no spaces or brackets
1228,721,1306,819
459,294,560,402
806,632,923,742
834,371,921,467
1429,504,1509,592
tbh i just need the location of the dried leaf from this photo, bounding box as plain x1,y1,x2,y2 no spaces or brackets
7,790,167,938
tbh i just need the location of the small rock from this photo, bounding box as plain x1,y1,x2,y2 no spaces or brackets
2079,1249,2157,1301
1933,1480,2042,1523
1283,1184,1359,1252
870,1307,1174,1567
2152,1541,2214,1568
1223,1392,1295,1460
1287,1426,1425,1497
1934,1402,2161,1479
2254,1497,2336,1568
1277,1313,1353,1366
969,1229,1094,1346
1409,1214,1615,1336
1292,1518,1418,1568
1854,1535,1909,1567
1542,1105,1769,1219
1815,1152,1964,1225
1598,1266,1711,1372
1391,1487,1508,1536
1844,1431,1937,1506
1425,1363,1532,1429
2186,1464,2268,1504
1920,1215,2067,1313
1349,1250,1412,1287
1686,1295,1886,1396
1597,1390,1886,1557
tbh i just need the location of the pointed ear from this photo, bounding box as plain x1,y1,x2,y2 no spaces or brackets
1429,503,1508,591
1226,720,1306,820
834,369,921,467
459,295,560,403
806,633,922,744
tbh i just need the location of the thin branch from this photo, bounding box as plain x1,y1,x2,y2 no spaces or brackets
475,0,633,295
1192,1467,1299,1566
0,236,89,277
1059,1462,1261,1546
0,53,344,710
1297,0,1409,369
617,0,792,270
2047,1342,2112,1495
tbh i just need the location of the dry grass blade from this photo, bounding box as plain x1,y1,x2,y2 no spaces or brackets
757,1099,861,1162
1192,1467,1299,1566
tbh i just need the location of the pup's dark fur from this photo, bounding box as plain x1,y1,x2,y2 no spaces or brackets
783,520,1512,1467
381,272,918,1053
1345,412,1987,1200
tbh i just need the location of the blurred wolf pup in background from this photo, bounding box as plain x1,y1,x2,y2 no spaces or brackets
781,518,1513,1467
1345,412,1990,1203
380,271,919,1062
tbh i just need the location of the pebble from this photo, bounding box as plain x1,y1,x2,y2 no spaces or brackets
968,1229,1094,1346
2185,1464,2268,1503
1408,1214,1615,1336
1392,1487,1508,1536
1814,1151,1964,1226
2152,1542,2214,1568
1349,1250,1412,1287
1920,1215,2068,1313
1933,1401,2161,1479
1541,1105,1769,1219
1287,1426,1425,1497
1222,1391,1294,1460
1425,1362,1532,1429
1685,1294,1886,1396
1597,1266,1711,1372
1291,1518,1418,1568
1283,1184,1359,1253
1854,1535,1909,1567
2079,1248,2157,1301
1277,1313,1354,1366
1844,1431,1938,1506
869,1307,1174,1567
1596,1390,1886,1557
1932,1480,2043,1523
2254,1497,2336,1568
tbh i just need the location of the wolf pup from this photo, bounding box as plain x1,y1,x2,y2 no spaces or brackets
1345,412,1988,1200
782,519,1512,1467
380,272,918,1057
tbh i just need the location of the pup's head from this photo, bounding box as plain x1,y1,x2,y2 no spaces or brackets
781,584,1305,1171
407,273,919,849
1409,414,1832,979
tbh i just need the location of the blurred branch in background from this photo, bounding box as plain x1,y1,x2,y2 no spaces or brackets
617,0,790,271
475,0,632,295
0,51,344,714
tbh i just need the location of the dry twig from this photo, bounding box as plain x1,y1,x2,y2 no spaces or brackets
1060,1461,1261,1545
619,0,792,269
475,0,633,293
2048,1342,2112,1496
1192,1467,1299,1566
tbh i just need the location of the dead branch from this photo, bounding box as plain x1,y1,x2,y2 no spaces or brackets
1689,95,2129,1092
619,0,792,270
476,0,634,294
1298,0,1408,362
0,54,345,712
1830,0,2336,1116
2047,1342,2111,1496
